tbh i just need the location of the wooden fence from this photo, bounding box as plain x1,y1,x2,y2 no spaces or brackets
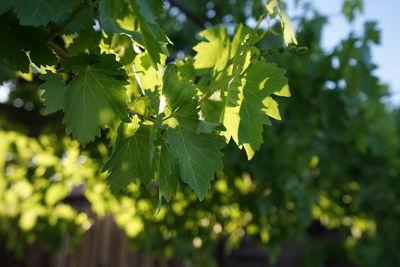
0,193,330,267
1,214,195,267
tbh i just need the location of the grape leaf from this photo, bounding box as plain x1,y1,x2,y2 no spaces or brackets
99,0,167,66
40,73,66,113
136,0,164,22
265,0,298,46
129,0,167,66
104,122,155,191
220,25,253,144
263,96,281,121
193,26,230,71
280,13,298,46
98,0,144,46
192,25,289,160
132,52,164,102
0,22,29,72
166,121,225,200
220,62,288,159
65,9,95,33
0,13,57,72
274,84,291,97
238,62,289,159
149,115,162,161
197,121,225,134
67,30,102,55
157,141,178,202
62,54,130,145
221,77,245,145
12,0,80,26
163,67,226,200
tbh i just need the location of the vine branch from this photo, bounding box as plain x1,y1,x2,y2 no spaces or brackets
46,0,101,58
47,0,91,41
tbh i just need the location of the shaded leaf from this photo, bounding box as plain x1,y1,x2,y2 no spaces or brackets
12,0,80,26
104,123,154,191
158,140,178,202
62,54,129,145
163,67,226,200
40,73,67,113
0,13,57,72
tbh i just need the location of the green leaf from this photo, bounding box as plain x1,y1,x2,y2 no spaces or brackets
280,12,298,46
40,73,67,113
11,0,80,26
65,9,95,33
165,121,225,200
274,84,291,97
265,0,298,46
239,62,288,159
99,0,167,66
104,123,155,191
221,77,245,145
163,67,226,200
197,121,225,134
0,13,57,72
0,21,29,72
62,54,129,145
230,24,258,57
176,59,197,82
68,30,102,55
98,0,143,45
193,26,231,71
162,67,198,116
221,62,288,159
150,115,163,161
220,25,253,144
157,140,178,202
132,52,165,105
135,0,164,22
263,96,281,121
128,0,167,66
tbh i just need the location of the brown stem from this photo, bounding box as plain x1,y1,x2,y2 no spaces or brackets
48,41,70,59
127,109,156,122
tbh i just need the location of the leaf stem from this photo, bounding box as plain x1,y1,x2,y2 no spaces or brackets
48,41,71,59
198,91,211,105
127,109,156,122
255,12,267,30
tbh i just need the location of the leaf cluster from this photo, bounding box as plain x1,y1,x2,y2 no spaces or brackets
0,0,296,200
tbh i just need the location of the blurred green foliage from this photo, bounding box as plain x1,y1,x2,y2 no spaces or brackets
0,132,94,255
